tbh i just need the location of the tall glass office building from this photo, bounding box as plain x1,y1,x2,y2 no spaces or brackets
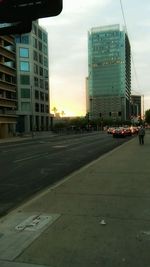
88,24,131,121
15,20,50,133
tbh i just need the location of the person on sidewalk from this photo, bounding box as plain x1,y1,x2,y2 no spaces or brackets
138,125,145,145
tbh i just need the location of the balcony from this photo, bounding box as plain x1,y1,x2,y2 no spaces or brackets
0,98,16,109
1,36,14,46
0,46,15,61
0,63,16,76
0,81,16,92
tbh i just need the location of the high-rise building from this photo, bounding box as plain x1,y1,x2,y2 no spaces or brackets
87,24,131,121
15,20,50,133
0,35,17,138
131,95,142,118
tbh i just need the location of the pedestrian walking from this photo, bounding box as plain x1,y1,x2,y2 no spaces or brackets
138,125,145,145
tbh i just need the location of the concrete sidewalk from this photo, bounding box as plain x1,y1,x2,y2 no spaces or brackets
0,132,150,267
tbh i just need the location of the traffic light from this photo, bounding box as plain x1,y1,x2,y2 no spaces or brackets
0,0,63,23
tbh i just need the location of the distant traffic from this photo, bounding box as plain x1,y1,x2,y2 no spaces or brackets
107,126,139,138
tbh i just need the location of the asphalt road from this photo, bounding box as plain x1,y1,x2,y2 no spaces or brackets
0,132,132,217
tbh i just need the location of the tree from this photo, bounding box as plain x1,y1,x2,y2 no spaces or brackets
61,110,65,117
52,107,58,116
145,109,150,124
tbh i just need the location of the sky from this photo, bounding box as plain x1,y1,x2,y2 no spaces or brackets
39,0,150,117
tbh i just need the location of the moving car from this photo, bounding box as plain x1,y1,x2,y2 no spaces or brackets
112,127,126,138
107,127,116,134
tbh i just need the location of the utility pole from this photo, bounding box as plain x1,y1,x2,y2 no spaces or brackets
142,94,144,120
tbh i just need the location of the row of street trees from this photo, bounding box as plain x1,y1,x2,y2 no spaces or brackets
52,107,65,117
51,108,150,133
52,113,143,133
145,109,150,124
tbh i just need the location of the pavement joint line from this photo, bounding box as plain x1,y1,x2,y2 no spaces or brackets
41,212,150,223
50,192,150,199
0,259,50,267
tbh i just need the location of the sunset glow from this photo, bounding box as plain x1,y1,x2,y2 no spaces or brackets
39,0,150,116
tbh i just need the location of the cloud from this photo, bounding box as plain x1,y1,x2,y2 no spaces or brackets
137,19,150,27
132,40,150,54
39,0,113,27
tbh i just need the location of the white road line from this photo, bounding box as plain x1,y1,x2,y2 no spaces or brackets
13,155,38,163
13,152,49,163
52,145,68,148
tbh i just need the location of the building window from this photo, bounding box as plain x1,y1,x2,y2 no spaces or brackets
33,50,38,61
20,61,30,72
44,57,48,67
34,76,38,87
19,48,29,58
5,74,11,83
21,35,29,44
15,36,21,43
38,41,42,51
21,102,30,112
45,105,49,113
41,104,44,112
40,79,44,88
39,67,43,76
20,75,30,85
21,88,30,98
38,29,42,39
35,90,39,99
43,45,47,55
35,103,39,112
39,54,43,64
44,69,48,78
33,37,37,48
15,35,29,44
45,80,48,90
43,32,47,43
45,93,48,101
34,63,38,74
40,92,44,101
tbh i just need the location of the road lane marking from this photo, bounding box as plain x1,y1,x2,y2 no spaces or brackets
14,155,39,163
52,145,69,148
13,152,49,163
